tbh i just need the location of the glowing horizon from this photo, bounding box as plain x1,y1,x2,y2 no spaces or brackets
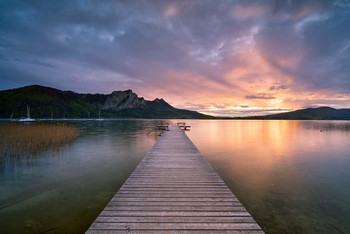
1,1,350,117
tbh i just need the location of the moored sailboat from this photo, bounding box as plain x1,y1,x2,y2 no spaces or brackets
18,105,36,122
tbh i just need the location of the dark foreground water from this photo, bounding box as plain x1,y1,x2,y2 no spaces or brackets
0,120,350,233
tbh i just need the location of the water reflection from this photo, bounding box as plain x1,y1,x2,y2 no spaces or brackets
0,120,164,233
184,120,350,233
0,120,349,233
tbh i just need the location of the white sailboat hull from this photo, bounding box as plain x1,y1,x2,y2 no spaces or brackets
17,118,37,122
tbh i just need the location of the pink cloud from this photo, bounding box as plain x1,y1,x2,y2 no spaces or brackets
232,4,269,19
164,4,178,17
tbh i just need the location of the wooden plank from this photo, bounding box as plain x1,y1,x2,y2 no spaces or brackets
112,194,237,198
116,191,234,194
102,206,247,212
110,198,240,202
121,184,228,188
94,216,256,223
89,222,262,230
98,211,252,217
86,126,263,233
86,231,263,234
107,201,243,206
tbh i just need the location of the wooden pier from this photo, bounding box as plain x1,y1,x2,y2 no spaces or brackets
87,126,263,233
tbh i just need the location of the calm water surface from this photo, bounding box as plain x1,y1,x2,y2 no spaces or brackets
0,120,350,233
185,120,350,233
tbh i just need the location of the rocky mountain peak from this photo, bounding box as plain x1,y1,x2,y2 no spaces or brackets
101,89,145,111
153,98,162,102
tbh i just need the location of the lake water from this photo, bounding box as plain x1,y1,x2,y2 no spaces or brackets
0,120,350,233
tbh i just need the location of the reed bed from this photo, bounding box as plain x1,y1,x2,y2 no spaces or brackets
0,122,79,163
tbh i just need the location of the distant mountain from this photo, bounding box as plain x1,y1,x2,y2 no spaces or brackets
251,107,350,120
0,85,211,119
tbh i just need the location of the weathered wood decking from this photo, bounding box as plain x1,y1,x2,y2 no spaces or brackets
87,126,263,233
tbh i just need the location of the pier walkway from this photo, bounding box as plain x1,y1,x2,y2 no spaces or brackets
87,126,263,233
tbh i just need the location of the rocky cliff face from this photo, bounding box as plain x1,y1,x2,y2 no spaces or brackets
101,90,147,111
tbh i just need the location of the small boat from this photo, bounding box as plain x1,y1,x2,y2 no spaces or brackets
17,105,36,122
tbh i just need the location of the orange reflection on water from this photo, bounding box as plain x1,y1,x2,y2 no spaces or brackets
187,120,299,159
183,120,317,193
176,119,350,233
181,119,348,195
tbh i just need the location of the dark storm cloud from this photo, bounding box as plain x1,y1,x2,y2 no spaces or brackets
1,0,350,115
0,0,251,93
256,0,350,92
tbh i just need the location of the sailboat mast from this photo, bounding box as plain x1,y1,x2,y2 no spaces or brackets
27,105,30,119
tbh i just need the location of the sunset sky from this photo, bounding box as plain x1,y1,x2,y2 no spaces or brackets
1,0,350,116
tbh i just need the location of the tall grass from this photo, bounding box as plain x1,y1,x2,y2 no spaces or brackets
0,122,79,163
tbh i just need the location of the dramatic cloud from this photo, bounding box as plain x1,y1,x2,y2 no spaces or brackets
246,94,276,100
1,0,350,116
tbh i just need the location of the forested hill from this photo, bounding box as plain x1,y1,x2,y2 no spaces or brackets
0,85,211,119
251,107,350,120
